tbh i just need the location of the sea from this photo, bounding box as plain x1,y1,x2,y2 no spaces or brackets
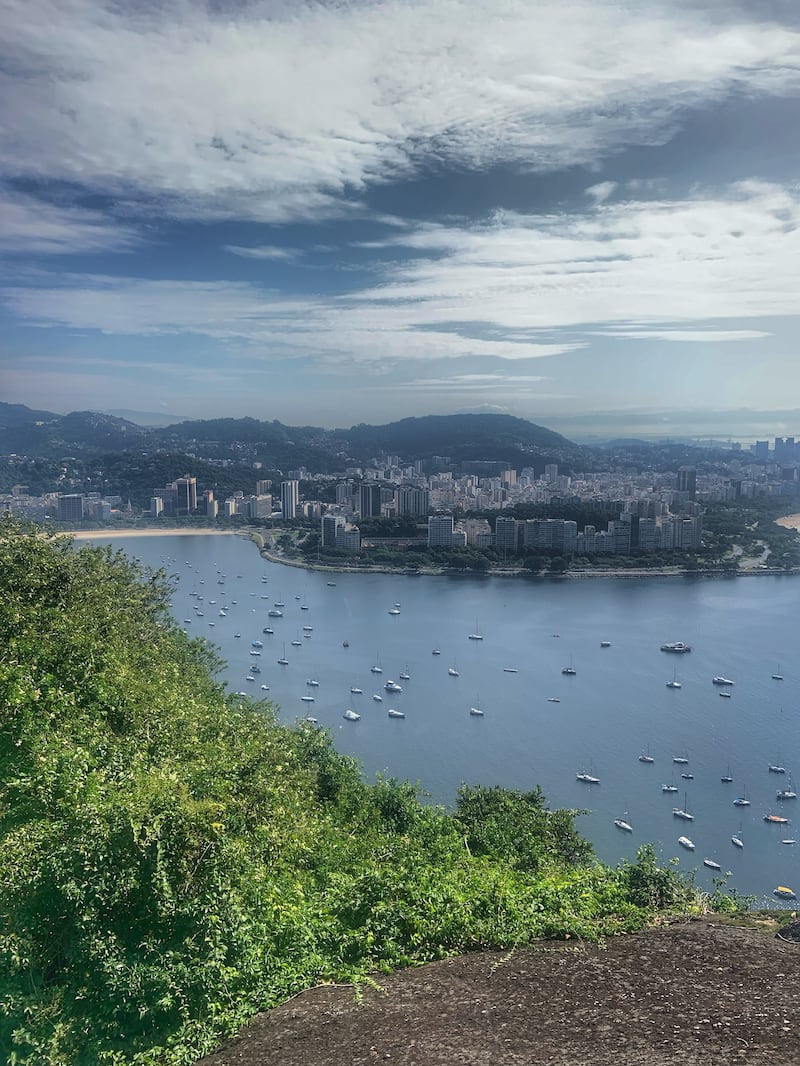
85,532,800,905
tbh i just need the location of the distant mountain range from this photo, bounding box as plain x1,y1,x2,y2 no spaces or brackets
0,404,581,468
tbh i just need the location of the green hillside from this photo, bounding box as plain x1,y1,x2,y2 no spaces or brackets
0,521,722,1064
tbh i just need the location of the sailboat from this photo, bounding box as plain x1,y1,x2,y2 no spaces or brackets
561,656,576,676
772,664,784,681
638,747,655,764
448,663,459,676
672,792,693,821
666,669,681,689
399,664,411,680
277,642,289,666
370,654,383,674
614,815,633,832
721,765,733,783
731,827,744,849
468,619,484,641
733,786,750,807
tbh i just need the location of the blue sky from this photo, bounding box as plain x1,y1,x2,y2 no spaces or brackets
2,0,800,437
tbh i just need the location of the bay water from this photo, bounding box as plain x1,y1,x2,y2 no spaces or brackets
90,533,800,905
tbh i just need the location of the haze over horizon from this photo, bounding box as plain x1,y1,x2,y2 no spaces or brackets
2,0,800,439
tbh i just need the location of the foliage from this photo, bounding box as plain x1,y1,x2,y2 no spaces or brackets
0,519,710,1064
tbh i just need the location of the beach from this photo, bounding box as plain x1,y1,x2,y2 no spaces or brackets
775,512,800,530
69,527,243,541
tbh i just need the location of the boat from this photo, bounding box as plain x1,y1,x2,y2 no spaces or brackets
448,665,459,677
719,691,732,698
387,708,405,719
731,834,744,848
712,677,734,686
782,839,797,845
245,675,255,682
547,697,561,703
388,608,401,616
250,665,260,674
661,642,691,653
576,771,600,784
306,678,320,687
638,749,655,764
773,886,797,900
267,609,283,618
350,686,362,694
249,650,261,657
251,639,264,648
262,627,274,635
614,818,633,832
703,859,722,870
769,765,787,774
772,664,784,680
764,814,790,825
721,766,733,783
468,619,483,641
672,792,694,821
370,656,383,674
342,709,360,721
672,755,689,765
681,773,694,780
300,604,309,610
561,656,576,676
503,667,518,673
600,641,612,648
303,625,313,632
260,684,269,691
291,638,302,647
733,794,750,807
277,643,289,666
666,669,681,689
662,783,679,793
777,788,797,800
469,705,484,717
342,641,349,647
678,836,695,850
327,581,336,586
432,648,441,655
300,695,315,703
384,680,402,692
399,666,410,680
372,694,383,702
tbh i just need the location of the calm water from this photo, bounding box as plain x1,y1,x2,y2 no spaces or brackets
92,533,800,904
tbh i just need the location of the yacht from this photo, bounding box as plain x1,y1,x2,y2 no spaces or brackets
777,788,797,800
600,641,612,648
302,625,313,632
672,806,694,821
547,697,561,703
249,650,261,657
432,648,441,656
291,638,302,647
388,608,401,615
678,836,695,850
304,715,318,724
703,859,722,871
469,706,484,717
251,640,264,648
371,658,383,674
350,686,363,694
662,783,679,793
306,678,320,687
468,633,484,641
372,694,383,702
262,627,274,635
385,680,402,693
666,671,681,689
260,684,269,691
277,643,289,666
387,708,405,719
613,818,633,832
733,794,750,807
774,886,797,900
661,642,691,653
712,676,734,686
681,773,694,780
399,667,411,680
274,601,285,608
343,709,360,721
638,751,655,764
503,667,518,673
576,771,600,784
731,834,744,849
267,609,283,618
672,756,689,765
719,692,732,698
327,581,336,587
769,765,787,774
448,666,459,677
764,814,790,825
300,695,315,703
561,657,576,676
300,604,309,610
721,767,733,783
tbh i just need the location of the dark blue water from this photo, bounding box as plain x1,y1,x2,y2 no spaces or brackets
91,533,800,905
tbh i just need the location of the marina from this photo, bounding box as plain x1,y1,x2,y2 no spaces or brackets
90,533,800,903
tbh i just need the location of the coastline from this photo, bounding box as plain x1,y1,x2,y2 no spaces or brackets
775,512,800,530
62,527,800,580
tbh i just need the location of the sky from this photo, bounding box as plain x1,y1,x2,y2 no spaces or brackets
2,0,800,439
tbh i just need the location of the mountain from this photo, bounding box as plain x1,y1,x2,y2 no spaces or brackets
0,401,60,430
105,409,190,427
0,409,150,457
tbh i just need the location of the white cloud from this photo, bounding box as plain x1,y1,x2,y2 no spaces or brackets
2,1,799,221
224,244,301,261
595,329,771,342
0,188,139,255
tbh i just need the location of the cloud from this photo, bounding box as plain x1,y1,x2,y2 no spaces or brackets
594,329,772,342
586,182,618,204
2,1,800,222
0,188,140,255
224,244,301,261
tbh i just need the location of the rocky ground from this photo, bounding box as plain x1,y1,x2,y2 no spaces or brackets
197,918,800,1066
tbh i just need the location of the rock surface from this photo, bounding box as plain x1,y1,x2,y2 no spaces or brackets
197,919,800,1065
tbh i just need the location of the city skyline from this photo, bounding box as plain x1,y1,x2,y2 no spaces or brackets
3,0,800,437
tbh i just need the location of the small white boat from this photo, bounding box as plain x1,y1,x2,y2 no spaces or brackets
350,687,363,694
372,694,383,702
678,836,695,850
547,697,561,703
399,668,411,680
262,627,274,635
470,706,484,717
327,581,336,587
448,666,459,677
703,858,722,870
769,765,787,774
781,839,797,845
303,625,313,632
672,756,689,765
468,633,483,641
662,784,679,793
268,609,283,617
614,818,633,832
576,772,599,784
343,709,360,721
387,708,405,718
277,657,289,666
371,663,383,674
291,639,302,647
719,691,732,698
666,676,681,689
432,648,441,655
712,677,734,686
561,657,576,676
249,650,261,656
503,667,518,673
300,695,315,703
388,608,401,615
639,752,655,764
731,834,744,848
306,679,320,687
673,807,694,821
260,684,269,691
245,675,255,682
385,681,402,693
600,641,612,648
777,789,797,800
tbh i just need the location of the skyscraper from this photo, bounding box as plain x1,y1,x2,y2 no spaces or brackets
280,480,299,520
677,467,697,500
175,476,197,515
359,483,382,518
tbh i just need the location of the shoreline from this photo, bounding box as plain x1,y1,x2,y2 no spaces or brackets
64,527,800,581
775,512,800,530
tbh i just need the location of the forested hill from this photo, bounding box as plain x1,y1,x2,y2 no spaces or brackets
0,519,724,1064
0,403,578,466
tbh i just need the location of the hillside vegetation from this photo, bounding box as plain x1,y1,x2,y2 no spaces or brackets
0,520,723,1064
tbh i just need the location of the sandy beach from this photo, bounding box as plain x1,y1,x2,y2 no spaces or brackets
69,528,243,541
775,512,800,530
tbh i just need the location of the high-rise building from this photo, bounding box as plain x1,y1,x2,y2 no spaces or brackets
150,496,163,518
57,494,84,522
427,514,454,547
280,480,299,520
175,475,197,515
494,516,519,556
394,487,430,516
255,479,272,496
321,513,346,546
358,483,382,518
677,467,697,500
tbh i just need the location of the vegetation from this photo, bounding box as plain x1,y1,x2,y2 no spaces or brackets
0,520,734,1063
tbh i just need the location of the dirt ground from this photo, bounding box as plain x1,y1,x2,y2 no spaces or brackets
197,919,800,1066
